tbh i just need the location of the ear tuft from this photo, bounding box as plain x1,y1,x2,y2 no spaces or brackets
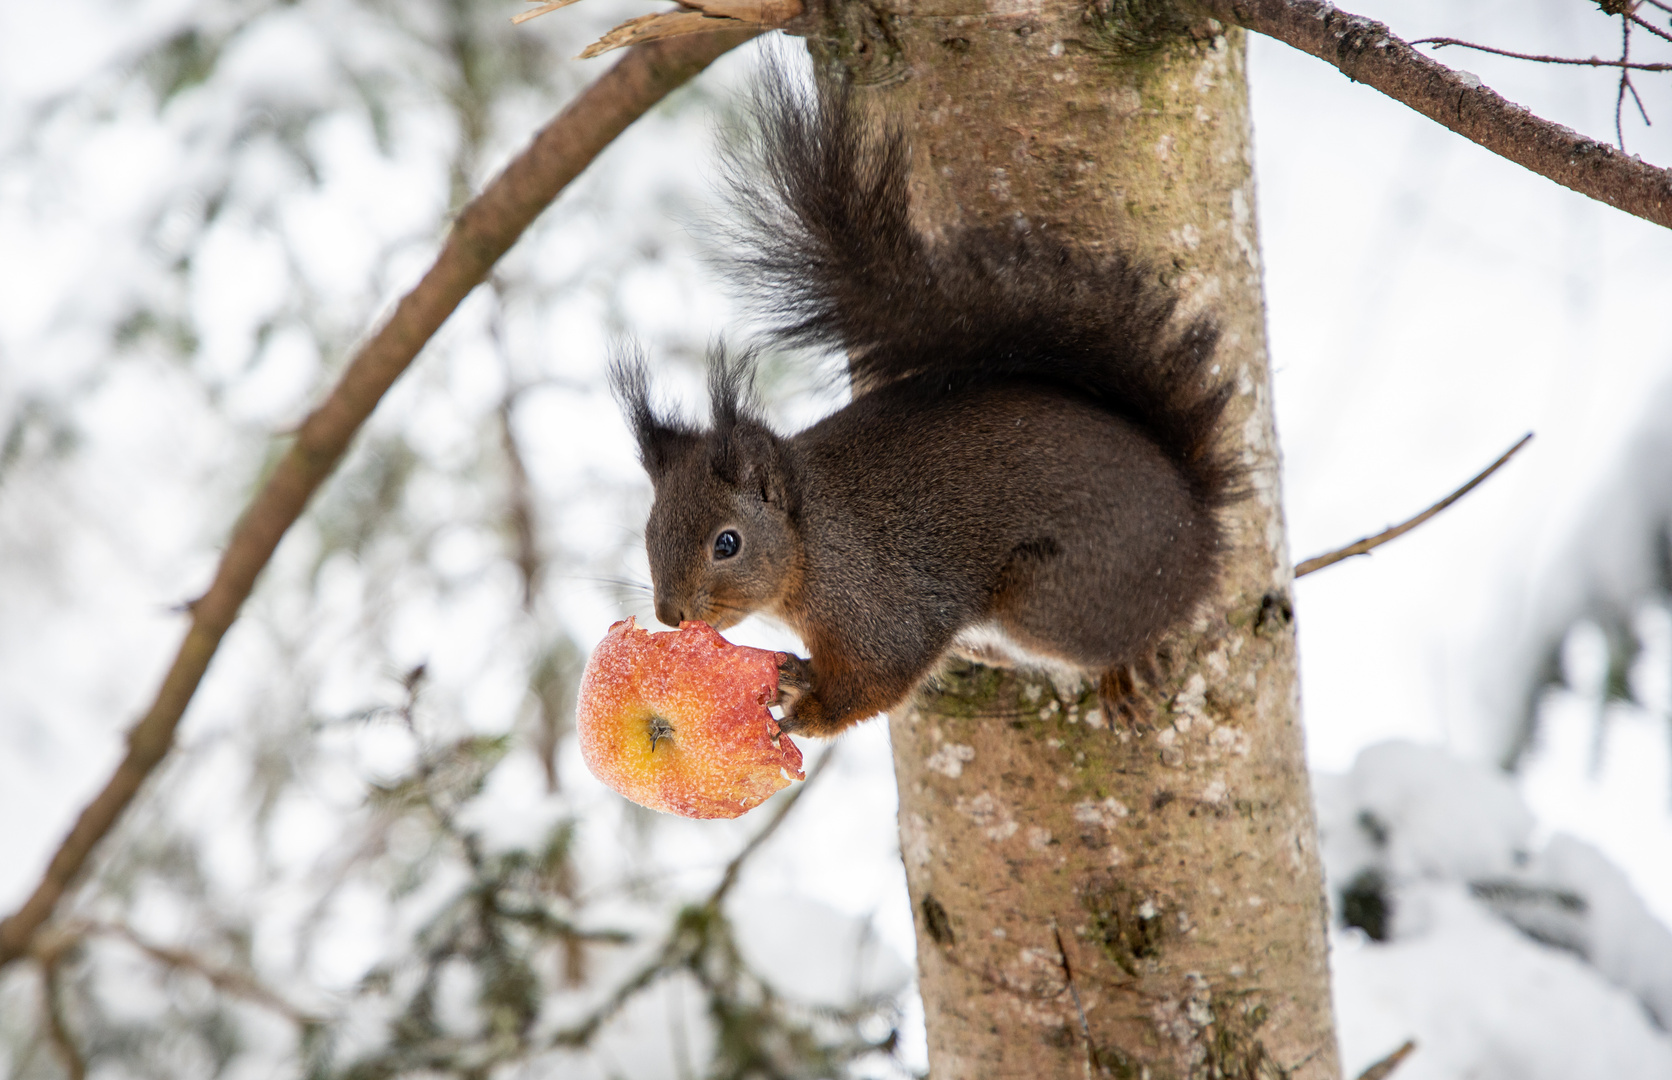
706,344,762,486
609,343,699,479
704,346,797,512
707,343,762,438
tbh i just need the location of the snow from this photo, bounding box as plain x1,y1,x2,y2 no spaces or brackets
1332,886,1672,1080
1318,741,1672,1076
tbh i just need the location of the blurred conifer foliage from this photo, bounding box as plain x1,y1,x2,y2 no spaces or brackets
0,2,905,1077
1509,380,1672,778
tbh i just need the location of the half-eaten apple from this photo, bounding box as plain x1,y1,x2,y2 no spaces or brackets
577,617,804,819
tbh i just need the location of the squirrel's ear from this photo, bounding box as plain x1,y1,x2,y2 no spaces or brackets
734,424,796,511
705,347,796,510
610,347,699,480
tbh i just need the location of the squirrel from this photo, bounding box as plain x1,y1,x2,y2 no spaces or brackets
610,66,1240,739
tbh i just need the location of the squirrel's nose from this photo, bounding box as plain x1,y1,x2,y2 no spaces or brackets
655,599,685,627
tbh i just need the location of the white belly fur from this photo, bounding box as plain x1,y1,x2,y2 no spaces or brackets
949,620,1088,687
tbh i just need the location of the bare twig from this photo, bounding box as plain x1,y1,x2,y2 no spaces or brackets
500,391,543,610
1616,19,1652,150
1625,73,1651,127
92,921,321,1025
1294,434,1532,578
1418,9,1666,153
1619,19,1633,149
0,27,758,973
1629,11,1672,46
1196,0,1672,230
493,344,573,795
1355,1039,1417,1080
39,950,87,1080
711,746,834,904
550,940,679,1049
492,303,546,614
550,749,834,1048
1413,38,1672,71
495,905,635,945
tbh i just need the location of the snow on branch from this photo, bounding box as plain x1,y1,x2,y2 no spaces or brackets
1196,0,1672,230
0,28,758,974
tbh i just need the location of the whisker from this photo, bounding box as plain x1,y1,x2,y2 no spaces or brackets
544,571,656,593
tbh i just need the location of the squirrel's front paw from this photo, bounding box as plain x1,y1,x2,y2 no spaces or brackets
774,653,813,734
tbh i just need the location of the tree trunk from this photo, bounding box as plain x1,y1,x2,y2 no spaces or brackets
801,3,1341,1076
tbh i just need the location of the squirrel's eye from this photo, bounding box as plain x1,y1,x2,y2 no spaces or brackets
713,530,741,559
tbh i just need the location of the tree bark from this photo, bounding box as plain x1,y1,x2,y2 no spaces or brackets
802,2,1340,1076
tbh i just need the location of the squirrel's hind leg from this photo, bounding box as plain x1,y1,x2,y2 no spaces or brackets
1098,666,1139,728
1097,649,1173,731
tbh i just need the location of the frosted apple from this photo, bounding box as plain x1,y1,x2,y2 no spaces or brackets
577,617,804,819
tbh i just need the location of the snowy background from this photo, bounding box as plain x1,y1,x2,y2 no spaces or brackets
1,0,1670,1076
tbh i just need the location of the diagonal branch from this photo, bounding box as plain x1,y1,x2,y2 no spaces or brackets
89,920,322,1025
1628,11,1672,47
0,27,758,974
550,748,835,1049
1355,1039,1417,1080
1294,433,1532,578
1196,0,1672,230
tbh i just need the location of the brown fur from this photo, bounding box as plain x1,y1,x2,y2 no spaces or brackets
610,69,1240,737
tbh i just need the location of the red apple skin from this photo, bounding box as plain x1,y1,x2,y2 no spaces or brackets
577,617,804,819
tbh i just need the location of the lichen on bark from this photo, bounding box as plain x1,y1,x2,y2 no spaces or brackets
795,0,1341,1075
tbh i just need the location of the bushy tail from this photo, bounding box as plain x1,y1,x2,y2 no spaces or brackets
724,62,1239,510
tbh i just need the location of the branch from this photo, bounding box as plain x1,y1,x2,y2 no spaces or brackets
1615,19,1651,152
1413,38,1672,72
0,28,758,973
1629,11,1672,47
499,389,544,612
550,749,834,1048
1197,0,1672,230
38,950,86,1080
92,921,321,1026
709,745,831,905
1294,433,1531,578
1355,1039,1417,1080
494,905,635,946
513,0,800,59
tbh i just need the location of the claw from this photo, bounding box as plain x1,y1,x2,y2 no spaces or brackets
774,652,813,733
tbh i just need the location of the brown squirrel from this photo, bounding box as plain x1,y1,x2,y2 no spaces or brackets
611,69,1239,738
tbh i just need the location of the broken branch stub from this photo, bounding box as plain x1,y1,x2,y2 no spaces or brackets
515,0,803,59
